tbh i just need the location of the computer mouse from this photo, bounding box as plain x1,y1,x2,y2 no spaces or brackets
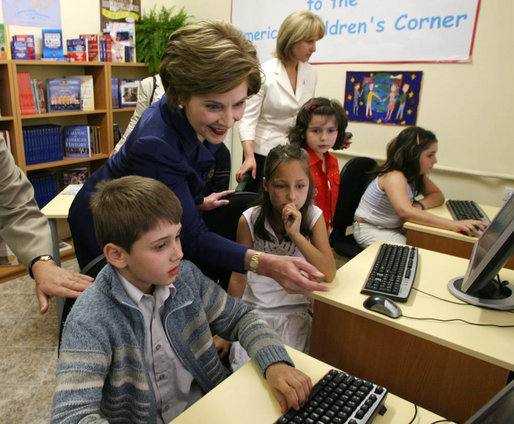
363,295,402,319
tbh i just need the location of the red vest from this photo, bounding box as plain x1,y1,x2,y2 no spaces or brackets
306,147,340,229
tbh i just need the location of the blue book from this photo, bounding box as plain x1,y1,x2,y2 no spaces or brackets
111,78,120,108
63,125,91,158
46,77,81,113
29,172,58,208
11,40,28,59
66,38,87,61
23,124,62,164
42,29,63,58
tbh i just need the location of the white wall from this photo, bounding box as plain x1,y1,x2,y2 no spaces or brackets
2,0,512,206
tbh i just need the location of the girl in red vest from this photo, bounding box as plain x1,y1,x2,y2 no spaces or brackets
289,97,351,229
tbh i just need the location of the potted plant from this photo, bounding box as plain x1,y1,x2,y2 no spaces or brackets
135,6,191,74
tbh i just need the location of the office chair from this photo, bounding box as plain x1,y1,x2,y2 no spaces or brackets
329,157,377,259
199,191,258,290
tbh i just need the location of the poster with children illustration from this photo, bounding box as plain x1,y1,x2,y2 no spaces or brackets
344,71,422,126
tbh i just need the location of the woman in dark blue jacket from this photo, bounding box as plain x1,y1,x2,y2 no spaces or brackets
69,20,328,296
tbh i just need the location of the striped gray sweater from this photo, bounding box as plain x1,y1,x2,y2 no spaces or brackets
51,261,292,423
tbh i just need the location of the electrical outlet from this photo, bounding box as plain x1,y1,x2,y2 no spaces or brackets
503,187,514,201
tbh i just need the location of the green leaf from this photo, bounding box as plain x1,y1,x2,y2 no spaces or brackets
135,6,192,74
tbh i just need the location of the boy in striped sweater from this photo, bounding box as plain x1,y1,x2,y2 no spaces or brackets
51,176,312,424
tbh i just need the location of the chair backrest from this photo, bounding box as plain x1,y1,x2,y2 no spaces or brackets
202,191,258,242
199,191,258,289
332,157,377,235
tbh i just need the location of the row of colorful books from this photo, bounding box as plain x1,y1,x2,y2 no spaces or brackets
1,23,132,62
17,73,95,116
22,124,101,165
112,78,141,108
17,74,47,114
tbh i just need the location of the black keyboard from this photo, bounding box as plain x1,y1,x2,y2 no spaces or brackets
446,200,490,224
360,243,418,302
275,369,388,424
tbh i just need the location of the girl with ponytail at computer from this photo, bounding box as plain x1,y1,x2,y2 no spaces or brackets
352,126,488,248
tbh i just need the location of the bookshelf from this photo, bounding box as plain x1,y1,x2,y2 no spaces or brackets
0,60,149,282
6,60,149,174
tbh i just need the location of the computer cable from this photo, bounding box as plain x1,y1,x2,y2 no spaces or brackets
408,404,460,424
412,287,468,305
401,315,514,327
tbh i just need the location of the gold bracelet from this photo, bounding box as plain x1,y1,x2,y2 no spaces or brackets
248,252,263,274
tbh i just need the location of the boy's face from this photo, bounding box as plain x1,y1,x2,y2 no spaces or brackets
120,220,183,294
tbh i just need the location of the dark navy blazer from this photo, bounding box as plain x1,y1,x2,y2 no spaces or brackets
68,96,247,273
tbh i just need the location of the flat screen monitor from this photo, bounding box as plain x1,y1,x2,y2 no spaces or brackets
464,380,514,424
448,194,514,310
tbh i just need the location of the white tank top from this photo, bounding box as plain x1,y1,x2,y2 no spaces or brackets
355,176,414,229
241,204,322,310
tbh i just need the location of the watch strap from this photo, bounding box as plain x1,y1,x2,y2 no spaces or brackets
28,255,54,279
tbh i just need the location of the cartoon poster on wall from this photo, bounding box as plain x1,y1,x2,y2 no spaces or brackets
344,71,422,126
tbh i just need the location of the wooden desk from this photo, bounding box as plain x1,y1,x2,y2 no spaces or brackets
170,347,444,424
310,241,514,423
40,184,81,266
404,202,514,269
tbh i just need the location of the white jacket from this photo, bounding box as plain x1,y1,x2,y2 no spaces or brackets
238,58,317,156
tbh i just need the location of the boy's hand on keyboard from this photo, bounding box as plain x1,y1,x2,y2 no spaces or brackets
265,362,313,413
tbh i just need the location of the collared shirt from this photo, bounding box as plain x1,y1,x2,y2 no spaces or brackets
117,271,203,423
306,147,340,229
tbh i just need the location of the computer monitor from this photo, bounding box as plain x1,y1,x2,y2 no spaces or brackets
448,194,514,310
464,380,514,424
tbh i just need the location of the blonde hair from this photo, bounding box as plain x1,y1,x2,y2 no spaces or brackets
159,20,262,111
275,10,325,63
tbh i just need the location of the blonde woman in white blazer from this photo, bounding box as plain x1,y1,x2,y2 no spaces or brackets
237,10,325,192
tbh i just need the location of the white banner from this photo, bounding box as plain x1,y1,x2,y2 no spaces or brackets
231,0,480,63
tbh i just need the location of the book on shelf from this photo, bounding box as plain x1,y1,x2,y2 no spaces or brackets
31,79,40,113
0,236,19,266
11,39,28,60
104,22,135,63
17,72,37,115
119,78,140,107
62,167,88,186
79,34,99,61
22,124,63,165
113,123,123,145
28,171,58,208
63,125,91,158
63,125,101,158
111,78,120,108
46,77,81,113
37,79,46,113
42,29,64,58
99,34,112,62
12,35,35,59
0,129,11,151
66,38,88,61
59,240,73,253
0,23,10,60
69,74,95,111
